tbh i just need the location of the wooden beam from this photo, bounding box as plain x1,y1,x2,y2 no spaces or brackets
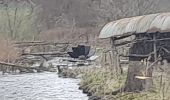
15,41,45,44
22,52,68,56
153,34,157,61
0,62,39,70
120,54,149,58
112,32,134,39
114,37,170,47
115,41,132,46
120,52,154,58
15,42,70,47
113,34,133,41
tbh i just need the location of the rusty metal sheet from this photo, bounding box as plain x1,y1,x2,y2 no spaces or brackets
99,21,116,38
148,13,168,33
99,12,170,39
112,18,131,36
161,16,170,32
125,16,143,34
136,14,158,33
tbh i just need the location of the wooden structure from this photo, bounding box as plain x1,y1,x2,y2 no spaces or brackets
0,41,71,74
99,12,170,92
100,13,170,64
15,41,70,54
15,41,70,62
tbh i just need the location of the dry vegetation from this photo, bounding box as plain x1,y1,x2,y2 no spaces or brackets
63,49,170,100
0,0,170,99
0,38,19,63
78,64,170,100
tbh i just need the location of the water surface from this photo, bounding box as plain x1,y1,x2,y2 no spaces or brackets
0,72,88,100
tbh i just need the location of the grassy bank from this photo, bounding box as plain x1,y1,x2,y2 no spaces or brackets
79,67,126,98
58,67,90,78
78,66,170,100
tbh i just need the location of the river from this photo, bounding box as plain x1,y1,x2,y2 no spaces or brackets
0,72,88,100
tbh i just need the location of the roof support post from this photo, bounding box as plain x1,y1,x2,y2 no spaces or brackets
111,37,123,74
153,33,157,61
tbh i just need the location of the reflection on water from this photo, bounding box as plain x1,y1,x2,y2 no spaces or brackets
0,72,88,100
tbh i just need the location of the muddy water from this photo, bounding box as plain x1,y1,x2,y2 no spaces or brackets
0,72,88,100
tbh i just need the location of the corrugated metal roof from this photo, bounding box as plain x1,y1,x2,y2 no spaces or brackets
99,13,170,39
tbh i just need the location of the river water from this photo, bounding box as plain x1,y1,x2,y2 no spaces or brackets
0,72,88,100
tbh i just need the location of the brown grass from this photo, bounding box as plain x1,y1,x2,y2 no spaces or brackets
0,38,19,63
80,65,170,100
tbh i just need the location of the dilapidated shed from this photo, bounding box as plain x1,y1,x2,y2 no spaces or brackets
99,13,170,93
100,12,170,61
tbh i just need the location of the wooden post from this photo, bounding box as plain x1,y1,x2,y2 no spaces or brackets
111,37,117,72
109,51,114,72
111,37,122,74
57,65,62,74
153,34,157,61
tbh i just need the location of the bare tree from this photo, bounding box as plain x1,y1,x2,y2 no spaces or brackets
136,0,160,15
93,0,160,23
0,0,40,40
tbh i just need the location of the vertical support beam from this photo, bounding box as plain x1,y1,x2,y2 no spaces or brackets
153,34,157,61
111,37,121,74
57,65,62,74
111,37,116,72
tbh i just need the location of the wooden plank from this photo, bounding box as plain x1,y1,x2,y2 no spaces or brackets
153,34,157,61
15,41,45,44
0,62,39,70
22,52,67,56
115,41,133,46
113,34,133,41
120,51,154,58
15,42,70,47
121,54,149,58
114,37,170,46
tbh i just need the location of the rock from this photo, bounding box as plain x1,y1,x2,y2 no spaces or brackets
89,96,101,100
82,88,89,94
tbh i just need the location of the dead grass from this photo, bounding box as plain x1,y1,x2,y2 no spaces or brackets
79,67,127,96
0,38,19,63
80,66,170,100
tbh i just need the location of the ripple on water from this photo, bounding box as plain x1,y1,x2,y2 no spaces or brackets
0,72,88,100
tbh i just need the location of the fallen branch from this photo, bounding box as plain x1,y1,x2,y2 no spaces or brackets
0,61,39,70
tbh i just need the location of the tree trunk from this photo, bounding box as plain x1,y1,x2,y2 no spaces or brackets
123,61,153,92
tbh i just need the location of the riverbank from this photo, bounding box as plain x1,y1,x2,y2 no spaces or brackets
79,67,127,100
59,66,170,100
